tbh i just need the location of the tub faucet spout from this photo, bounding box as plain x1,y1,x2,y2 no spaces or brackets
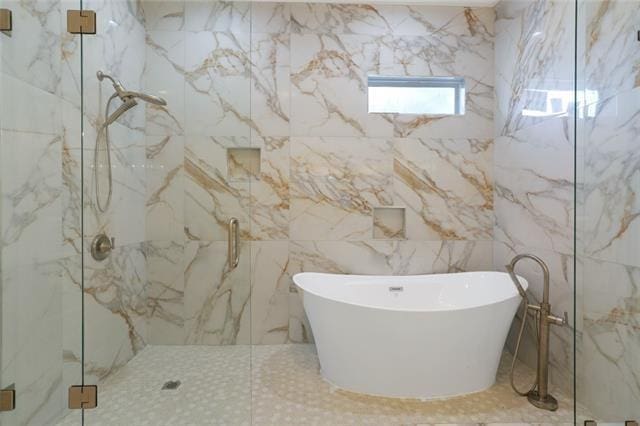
505,253,566,412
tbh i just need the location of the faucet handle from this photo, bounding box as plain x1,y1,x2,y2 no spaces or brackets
548,311,568,326
527,304,541,312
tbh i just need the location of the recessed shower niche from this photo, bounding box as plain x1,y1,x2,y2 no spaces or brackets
373,207,406,239
227,147,261,180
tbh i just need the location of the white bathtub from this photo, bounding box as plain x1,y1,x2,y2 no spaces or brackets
293,271,527,400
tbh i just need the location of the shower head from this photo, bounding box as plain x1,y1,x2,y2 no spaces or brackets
97,70,168,125
104,96,138,126
124,91,167,106
97,70,168,107
97,70,126,96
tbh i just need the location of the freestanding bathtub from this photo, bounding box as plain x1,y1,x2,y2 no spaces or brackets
293,271,527,400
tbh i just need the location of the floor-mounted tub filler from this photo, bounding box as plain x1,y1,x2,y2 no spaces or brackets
293,271,527,400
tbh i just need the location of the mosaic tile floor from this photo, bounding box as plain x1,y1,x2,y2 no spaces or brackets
58,344,586,425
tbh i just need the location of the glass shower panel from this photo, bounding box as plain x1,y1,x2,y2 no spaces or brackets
492,0,579,422
576,0,640,422
0,0,84,424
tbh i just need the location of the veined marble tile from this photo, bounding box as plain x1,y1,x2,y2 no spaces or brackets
290,137,393,241
290,33,394,137
0,130,62,269
0,261,64,426
249,137,290,241
146,135,184,242
145,30,185,136
141,0,185,31
391,75,493,139
581,88,640,267
82,243,147,383
62,134,82,256
84,124,147,247
184,240,251,345
59,253,83,420
494,118,574,255
0,73,61,135
388,11,493,139
582,257,639,324
583,0,640,105
392,103,493,139
184,0,250,32
290,3,395,35
184,30,251,137
582,317,640,419
184,136,251,241
388,5,494,37
145,240,184,345
494,0,575,136
59,1,80,105
580,258,640,419
250,241,289,344
291,4,495,38
250,32,290,137
394,138,493,240
0,0,62,95
289,240,493,278
251,2,291,34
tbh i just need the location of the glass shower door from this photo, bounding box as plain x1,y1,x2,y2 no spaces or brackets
0,0,85,424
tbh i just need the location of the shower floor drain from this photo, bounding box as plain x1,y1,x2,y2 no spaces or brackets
161,380,181,390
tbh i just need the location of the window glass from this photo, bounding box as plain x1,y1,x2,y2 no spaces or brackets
367,76,465,115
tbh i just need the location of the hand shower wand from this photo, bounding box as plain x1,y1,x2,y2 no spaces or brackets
94,71,167,212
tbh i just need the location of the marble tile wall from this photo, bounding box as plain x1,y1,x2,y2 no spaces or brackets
141,1,496,346
576,0,640,420
493,0,576,395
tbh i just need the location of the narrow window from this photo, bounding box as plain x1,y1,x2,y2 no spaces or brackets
367,76,465,115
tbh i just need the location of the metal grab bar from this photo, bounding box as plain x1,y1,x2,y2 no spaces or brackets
228,218,239,269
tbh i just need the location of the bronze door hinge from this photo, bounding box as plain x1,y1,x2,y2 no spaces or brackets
68,385,97,409
0,387,15,412
0,8,12,32
67,10,96,34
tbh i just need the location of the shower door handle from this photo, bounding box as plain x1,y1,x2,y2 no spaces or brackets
228,218,239,270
